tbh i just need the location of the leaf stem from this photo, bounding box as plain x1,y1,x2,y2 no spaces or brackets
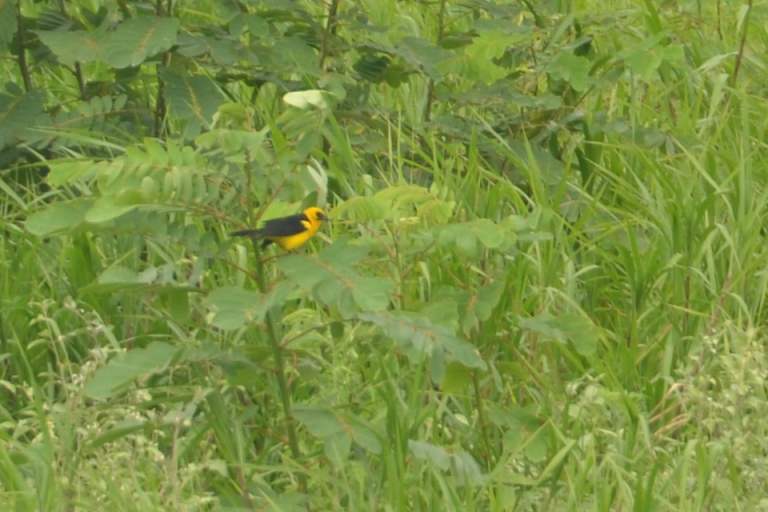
319,0,341,71
15,0,32,92
423,0,446,123
731,0,752,87
472,370,494,468
243,151,306,491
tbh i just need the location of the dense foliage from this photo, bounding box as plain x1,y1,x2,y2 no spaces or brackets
2,0,767,510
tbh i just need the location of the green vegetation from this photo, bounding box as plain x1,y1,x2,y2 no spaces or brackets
2,0,767,509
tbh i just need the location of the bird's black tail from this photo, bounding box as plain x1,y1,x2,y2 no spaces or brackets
229,229,273,248
229,228,263,238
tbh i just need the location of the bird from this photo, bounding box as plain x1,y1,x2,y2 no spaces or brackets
229,206,328,251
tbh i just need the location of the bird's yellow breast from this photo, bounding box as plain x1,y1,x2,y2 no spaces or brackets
271,219,318,250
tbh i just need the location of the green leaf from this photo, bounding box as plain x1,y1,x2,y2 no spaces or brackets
547,52,592,92
324,431,351,468
518,311,599,356
104,16,180,69
0,1,17,47
0,88,46,148
294,405,382,455
408,440,485,486
293,405,343,437
35,29,106,66
25,199,93,236
206,283,292,330
46,160,97,187
360,311,486,370
85,420,146,453
196,128,268,155
438,219,508,257
396,37,452,80
84,342,177,400
506,140,565,186
441,362,473,393
475,280,505,322
283,89,331,110
162,69,225,138
347,418,382,454
80,264,196,295
85,197,138,223
461,280,505,335
271,36,320,76
278,241,392,316
447,31,518,85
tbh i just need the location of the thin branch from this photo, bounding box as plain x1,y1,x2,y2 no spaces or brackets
423,0,446,123
716,0,723,40
153,0,172,138
319,0,341,71
57,0,87,99
242,149,306,492
15,0,32,91
730,0,752,87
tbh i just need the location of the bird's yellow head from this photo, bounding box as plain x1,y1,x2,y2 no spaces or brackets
303,206,327,226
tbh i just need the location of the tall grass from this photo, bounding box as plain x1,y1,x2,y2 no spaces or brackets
2,1,768,510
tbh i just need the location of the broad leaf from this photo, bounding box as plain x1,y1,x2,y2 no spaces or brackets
46,160,97,187
26,199,93,236
206,283,292,330
278,241,393,316
104,16,180,69
548,52,592,92
461,280,505,335
438,219,509,257
35,29,105,66
408,440,485,486
294,405,382,455
518,311,599,356
0,1,16,47
162,70,225,138
0,88,46,148
84,342,177,400
360,311,486,370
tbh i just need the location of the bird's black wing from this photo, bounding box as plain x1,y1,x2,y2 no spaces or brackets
229,213,309,247
259,213,309,237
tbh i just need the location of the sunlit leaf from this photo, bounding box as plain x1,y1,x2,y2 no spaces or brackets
283,90,330,110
